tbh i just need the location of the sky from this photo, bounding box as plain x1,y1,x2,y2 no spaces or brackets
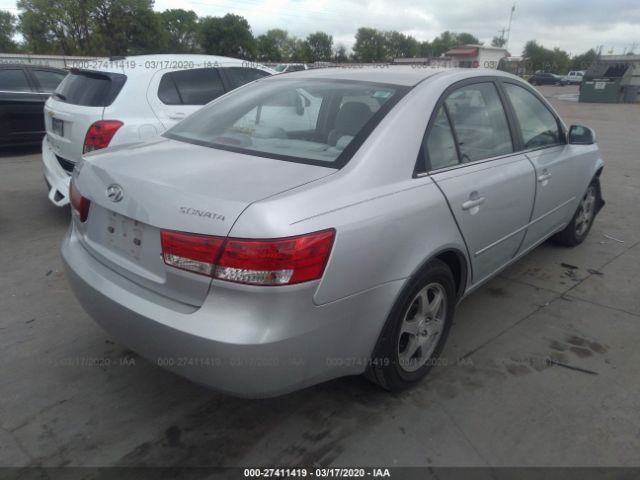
2,0,639,56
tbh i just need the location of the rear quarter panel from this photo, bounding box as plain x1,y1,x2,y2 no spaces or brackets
105,72,164,145
230,75,471,306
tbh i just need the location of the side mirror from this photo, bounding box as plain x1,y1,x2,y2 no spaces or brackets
568,125,596,145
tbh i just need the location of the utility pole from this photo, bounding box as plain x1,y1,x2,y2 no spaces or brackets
497,28,507,47
505,3,516,52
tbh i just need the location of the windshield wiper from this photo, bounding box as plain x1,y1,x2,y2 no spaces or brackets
52,92,67,100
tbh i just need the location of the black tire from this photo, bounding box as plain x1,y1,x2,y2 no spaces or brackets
553,179,601,246
366,259,456,392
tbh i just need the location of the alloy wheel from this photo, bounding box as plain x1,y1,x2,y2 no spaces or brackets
397,283,447,373
575,185,596,236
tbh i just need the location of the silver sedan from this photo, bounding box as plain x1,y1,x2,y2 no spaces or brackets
62,67,604,397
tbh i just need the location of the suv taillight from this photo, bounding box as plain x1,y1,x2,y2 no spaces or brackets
69,179,90,222
83,120,123,153
160,229,335,286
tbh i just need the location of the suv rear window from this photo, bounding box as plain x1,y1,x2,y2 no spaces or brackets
54,70,126,107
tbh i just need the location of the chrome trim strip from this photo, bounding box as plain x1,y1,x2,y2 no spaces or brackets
421,144,567,177
0,90,49,95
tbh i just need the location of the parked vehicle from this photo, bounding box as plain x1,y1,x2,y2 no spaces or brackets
42,55,273,206
564,70,586,85
528,72,567,86
274,63,308,73
0,64,66,147
62,67,604,397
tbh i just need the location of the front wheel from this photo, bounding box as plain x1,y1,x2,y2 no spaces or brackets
553,180,600,246
366,259,456,392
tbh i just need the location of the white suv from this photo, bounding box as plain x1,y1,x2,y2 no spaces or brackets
42,54,273,206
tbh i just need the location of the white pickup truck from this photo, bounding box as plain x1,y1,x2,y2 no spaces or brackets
564,70,586,85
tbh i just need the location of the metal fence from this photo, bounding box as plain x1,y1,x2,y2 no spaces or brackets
0,53,104,69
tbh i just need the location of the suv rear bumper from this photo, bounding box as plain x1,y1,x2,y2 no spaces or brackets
42,136,72,206
61,224,402,398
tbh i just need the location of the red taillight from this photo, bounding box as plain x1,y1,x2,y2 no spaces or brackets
217,230,335,285
83,120,123,154
160,229,335,286
69,179,90,222
160,231,225,276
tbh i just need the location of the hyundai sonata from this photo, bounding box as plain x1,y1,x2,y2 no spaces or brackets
62,67,604,397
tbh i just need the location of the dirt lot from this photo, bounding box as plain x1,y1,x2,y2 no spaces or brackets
1,85,639,468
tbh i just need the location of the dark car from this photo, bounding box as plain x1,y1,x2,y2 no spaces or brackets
0,64,67,147
528,72,567,86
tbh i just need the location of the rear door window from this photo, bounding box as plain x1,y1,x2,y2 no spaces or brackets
423,106,459,171
32,69,66,92
504,83,561,149
157,74,181,105
159,68,226,105
444,82,513,162
0,69,32,92
55,70,126,106
224,67,270,88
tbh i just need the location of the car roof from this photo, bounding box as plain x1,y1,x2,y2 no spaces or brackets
71,54,272,76
261,66,519,87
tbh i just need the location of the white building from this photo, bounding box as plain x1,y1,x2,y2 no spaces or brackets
445,45,510,69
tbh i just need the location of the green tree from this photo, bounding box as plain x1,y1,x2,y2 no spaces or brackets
429,31,481,57
430,31,456,57
288,37,310,62
455,32,480,46
385,31,419,58
92,0,163,55
491,36,506,48
551,47,570,74
0,10,18,52
160,9,198,53
418,40,433,57
333,43,348,63
198,14,254,58
255,32,280,62
570,48,598,71
255,29,298,62
305,31,332,62
352,27,387,62
523,40,570,73
18,0,98,54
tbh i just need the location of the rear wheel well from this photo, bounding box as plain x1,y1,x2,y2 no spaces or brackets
434,250,467,300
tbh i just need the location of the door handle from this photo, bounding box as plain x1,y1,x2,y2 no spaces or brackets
537,172,552,182
169,112,186,120
462,197,486,210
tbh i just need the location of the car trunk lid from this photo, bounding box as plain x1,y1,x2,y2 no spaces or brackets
73,137,335,306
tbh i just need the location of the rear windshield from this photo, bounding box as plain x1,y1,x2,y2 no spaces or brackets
165,79,408,168
54,70,126,107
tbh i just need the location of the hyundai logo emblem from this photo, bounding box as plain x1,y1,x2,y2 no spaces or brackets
106,184,124,202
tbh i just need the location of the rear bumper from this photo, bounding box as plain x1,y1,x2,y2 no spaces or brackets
42,136,72,207
61,225,402,398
